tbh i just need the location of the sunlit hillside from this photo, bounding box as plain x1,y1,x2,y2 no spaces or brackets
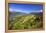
8,13,43,30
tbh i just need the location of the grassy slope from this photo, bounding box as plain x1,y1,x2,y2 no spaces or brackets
8,14,43,30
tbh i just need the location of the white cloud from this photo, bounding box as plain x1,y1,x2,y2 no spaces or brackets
9,8,30,13
9,8,43,14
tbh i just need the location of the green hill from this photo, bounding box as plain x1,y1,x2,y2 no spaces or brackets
8,14,43,30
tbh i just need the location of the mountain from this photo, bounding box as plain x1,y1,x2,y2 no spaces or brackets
30,12,43,15
9,12,27,17
9,14,43,30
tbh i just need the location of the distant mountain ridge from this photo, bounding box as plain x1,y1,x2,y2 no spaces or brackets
9,11,43,17
30,12,43,15
9,12,26,17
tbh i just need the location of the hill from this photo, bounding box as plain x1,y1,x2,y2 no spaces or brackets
30,12,43,15
8,14,43,30
9,12,26,17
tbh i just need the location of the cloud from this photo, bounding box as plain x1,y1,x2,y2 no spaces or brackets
9,8,42,14
9,8,30,13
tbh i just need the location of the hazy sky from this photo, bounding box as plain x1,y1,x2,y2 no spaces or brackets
9,3,43,13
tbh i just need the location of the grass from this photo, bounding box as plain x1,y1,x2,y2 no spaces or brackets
8,14,43,30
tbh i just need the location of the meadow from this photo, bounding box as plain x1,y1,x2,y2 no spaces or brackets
8,12,43,30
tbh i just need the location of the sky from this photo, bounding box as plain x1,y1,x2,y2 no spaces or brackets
9,3,43,14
